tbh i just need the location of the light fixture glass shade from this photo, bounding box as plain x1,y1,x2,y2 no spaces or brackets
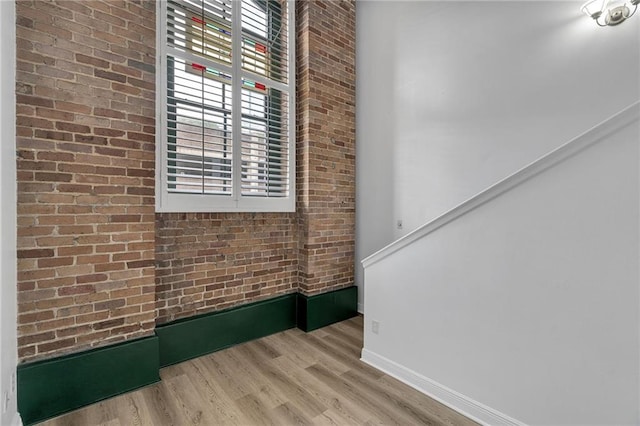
581,0,609,18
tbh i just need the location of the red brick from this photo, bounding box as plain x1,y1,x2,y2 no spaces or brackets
18,331,55,347
76,274,108,284
94,69,127,83
38,257,74,268
93,318,125,330
57,285,96,296
18,249,54,259
17,94,54,108
38,338,76,354
55,101,92,114
75,53,109,69
56,122,90,133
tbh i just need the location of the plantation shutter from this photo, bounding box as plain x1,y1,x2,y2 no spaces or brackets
240,0,290,197
159,0,294,210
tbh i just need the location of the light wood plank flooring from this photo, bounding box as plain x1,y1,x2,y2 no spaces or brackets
40,316,477,426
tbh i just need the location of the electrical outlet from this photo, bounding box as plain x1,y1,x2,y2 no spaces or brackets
10,373,15,394
396,220,403,230
372,320,380,334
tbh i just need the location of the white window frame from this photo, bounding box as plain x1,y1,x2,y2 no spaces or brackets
155,0,296,213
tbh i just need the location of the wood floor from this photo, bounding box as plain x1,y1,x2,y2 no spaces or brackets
40,316,477,426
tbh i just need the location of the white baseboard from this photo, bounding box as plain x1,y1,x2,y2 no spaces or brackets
357,302,364,314
360,349,526,426
11,411,23,426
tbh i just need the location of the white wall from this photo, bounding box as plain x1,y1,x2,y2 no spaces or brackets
0,1,19,424
363,114,640,425
355,0,640,310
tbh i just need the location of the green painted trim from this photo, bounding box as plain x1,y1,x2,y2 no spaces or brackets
17,335,160,426
156,293,297,367
17,288,358,424
297,286,358,332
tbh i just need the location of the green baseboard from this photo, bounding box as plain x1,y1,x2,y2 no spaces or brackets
156,293,298,367
297,286,358,332
17,286,358,423
17,335,159,426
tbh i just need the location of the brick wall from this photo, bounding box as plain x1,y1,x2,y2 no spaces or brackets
16,0,157,362
296,0,356,295
155,213,298,324
15,0,355,362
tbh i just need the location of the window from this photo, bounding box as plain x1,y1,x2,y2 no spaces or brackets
156,0,294,212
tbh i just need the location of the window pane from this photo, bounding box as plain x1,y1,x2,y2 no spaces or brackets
240,84,288,197
167,56,233,195
161,0,293,211
241,0,288,84
167,0,233,67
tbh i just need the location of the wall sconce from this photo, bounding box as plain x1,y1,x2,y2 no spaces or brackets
582,0,639,25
